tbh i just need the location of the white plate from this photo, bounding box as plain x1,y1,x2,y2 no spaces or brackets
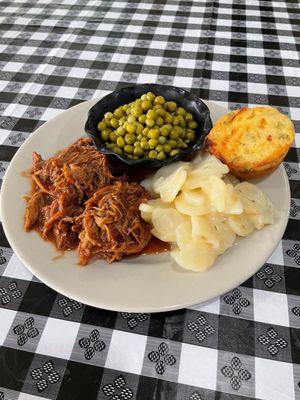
0,98,290,312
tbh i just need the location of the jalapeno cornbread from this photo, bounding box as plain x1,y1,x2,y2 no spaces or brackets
206,106,295,179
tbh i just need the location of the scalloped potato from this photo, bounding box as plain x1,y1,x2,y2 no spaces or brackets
139,152,275,272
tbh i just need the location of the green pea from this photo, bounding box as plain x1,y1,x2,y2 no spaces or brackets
136,123,143,135
156,116,164,126
142,127,150,136
145,119,155,127
139,114,147,124
104,112,114,119
110,118,119,129
124,144,134,154
159,124,171,136
104,118,111,127
156,108,166,117
136,134,143,140
134,146,144,157
127,115,136,124
141,100,152,111
122,104,129,111
170,130,179,140
153,104,162,111
141,140,149,150
178,138,187,148
148,150,157,159
157,151,166,160
146,92,155,101
170,149,180,156
109,131,117,142
113,146,123,155
131,107,142,118
117,126,126,136
97,120,106,131
186,130,196,141
188,121,198,129
164,113,173,124
176,107,186,116
173,115,182,126
185,112,193,122
133,141,140,147
148,138,158,148
147,110,157,120
163,144,172,154
173,126,184,136
141,94,147,101
116,136,125,147
165,101,177,112
135,99,142,107
168,139,177,148
119,117,126,126
114,108,124,118
154,95,165,105
158,136,166,144
125,133,136,144
126,108,131,115
101,130,110,141
180,118,187,128
126,123,136,134
148,129,159,139
155,144,163,152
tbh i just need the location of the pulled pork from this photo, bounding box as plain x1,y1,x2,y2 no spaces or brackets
24,137,151,264
78,181,151,265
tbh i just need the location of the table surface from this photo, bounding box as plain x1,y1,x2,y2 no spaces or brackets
0,0,299,399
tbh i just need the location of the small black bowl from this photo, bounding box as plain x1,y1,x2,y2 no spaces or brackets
85,83,212,168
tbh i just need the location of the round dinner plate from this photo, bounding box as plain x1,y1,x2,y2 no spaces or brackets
0,98,290,313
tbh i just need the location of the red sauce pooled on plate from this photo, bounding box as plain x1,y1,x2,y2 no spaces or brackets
142,236,170,254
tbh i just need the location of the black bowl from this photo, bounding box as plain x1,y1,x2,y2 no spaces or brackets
85,83,212,168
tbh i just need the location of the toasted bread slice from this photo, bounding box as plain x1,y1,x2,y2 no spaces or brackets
206,107,295,179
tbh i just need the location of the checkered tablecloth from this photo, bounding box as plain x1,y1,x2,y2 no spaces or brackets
0,0,299,399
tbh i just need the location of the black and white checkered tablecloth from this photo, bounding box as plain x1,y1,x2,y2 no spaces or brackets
0,0,299,399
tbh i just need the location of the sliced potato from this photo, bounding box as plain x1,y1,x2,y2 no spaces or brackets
175,220,193,249
207,213,236,252
140,176,156,197
223,184,243,215
227,214,255,236
139,203,153,223
249,192,275,229
153,166,188,203
201,176,227,213
138,152,275,272
152,161,190,187
184,153,229,190
151,207,187,242
223,173,240,186
174,189,210,216
191,215,220,249
170,244,218,272
139,199,170,223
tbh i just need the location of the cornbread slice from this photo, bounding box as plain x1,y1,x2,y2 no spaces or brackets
206,106,295,179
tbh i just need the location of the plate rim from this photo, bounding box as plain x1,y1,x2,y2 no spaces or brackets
0,98,291,312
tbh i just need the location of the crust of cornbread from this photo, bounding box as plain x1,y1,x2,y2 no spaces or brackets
206,106,295,180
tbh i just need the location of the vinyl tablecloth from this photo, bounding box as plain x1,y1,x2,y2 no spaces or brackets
0,0,299,399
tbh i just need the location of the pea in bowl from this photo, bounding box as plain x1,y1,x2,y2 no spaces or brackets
85,83,212,168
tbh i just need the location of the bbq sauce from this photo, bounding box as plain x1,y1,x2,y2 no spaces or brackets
141,236,170,254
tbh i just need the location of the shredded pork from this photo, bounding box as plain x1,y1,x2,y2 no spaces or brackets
24,137,151,264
